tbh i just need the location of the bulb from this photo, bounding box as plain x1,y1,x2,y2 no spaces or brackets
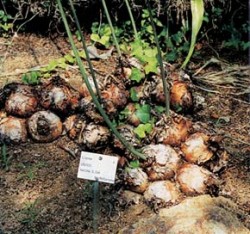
79,96,104,123
181,132,213,164
124,168,149,194
142,144,181,181
5,85,38,117
0,117,27,144
63,115,87,144
176,163,217,195
101,83,129,115
144,181,180,205
113,124,141,151
27,111,62,142
170,81,193,113
153,113,192,146
40,76,80,114
82,123,110,149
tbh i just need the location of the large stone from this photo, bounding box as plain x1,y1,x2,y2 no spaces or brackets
119,195,249,234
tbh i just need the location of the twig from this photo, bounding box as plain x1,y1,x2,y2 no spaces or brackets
58,144,77,158
224,135,250,146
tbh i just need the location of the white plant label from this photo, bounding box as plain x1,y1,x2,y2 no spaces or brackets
77,151,118,184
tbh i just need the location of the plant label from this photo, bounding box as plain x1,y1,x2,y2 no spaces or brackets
77,151,118,184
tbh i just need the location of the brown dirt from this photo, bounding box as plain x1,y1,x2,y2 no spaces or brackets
0,34,249,234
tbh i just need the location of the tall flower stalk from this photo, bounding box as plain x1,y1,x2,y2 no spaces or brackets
56,0,145,160
145,0,170,116
101,0,122,58
68,0,102,101
124,0,138,40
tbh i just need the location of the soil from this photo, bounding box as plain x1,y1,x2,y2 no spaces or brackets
0,34,249,234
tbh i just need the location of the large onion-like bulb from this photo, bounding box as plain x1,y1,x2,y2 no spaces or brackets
144,181,180,205
82,123,110,149
176,163,217,195
0,117,27,144
79,96,104,123
153,113,192,146
181,132,213,164
124,168,149,194
142,144,180,181
40,76,80,114
113,124,141,150
170,81,193,113
27,111,62,142
5,85,38,117
63,115,87,144
101,83,129,115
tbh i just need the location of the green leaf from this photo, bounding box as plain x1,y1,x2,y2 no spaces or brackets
135,104,151,123
166,51,178,62
134,123,152,138
130,68,144,83
64,54,75,63
90,33,100,42
21,72,41,85
242,41,250,50
155,105,165,114
99,35,110,47
144,57,158,74
128,160,140,168
146,25,153,34
130,87,139,102
47,60,58,71
119,107,131,121
43,73,51,78
79,50,86,58
144,48,157,57
181,0,204,68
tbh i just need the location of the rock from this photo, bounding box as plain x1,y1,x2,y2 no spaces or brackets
119,195,249,234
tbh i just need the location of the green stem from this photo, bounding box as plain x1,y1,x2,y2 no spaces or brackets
101,0,122,58
56,0,145,160
124,0,138,40
68,0,102,101
145,0,170,116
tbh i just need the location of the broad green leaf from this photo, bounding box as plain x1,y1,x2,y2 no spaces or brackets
103,25,112,35
130,68,144,83
242,41,250,50
144,48,157,57
134,123,153,138
129,160,140,168
64,54,75,63
47,60,58,71
135,104,151,123
43,73,51,78
181,0,204,68
144,57,158,74
58,62,67,69
146,25,153,34
155,105,165,114
99,35,110,47
166,51,177,62
120,43,129,52
90,33,100,42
